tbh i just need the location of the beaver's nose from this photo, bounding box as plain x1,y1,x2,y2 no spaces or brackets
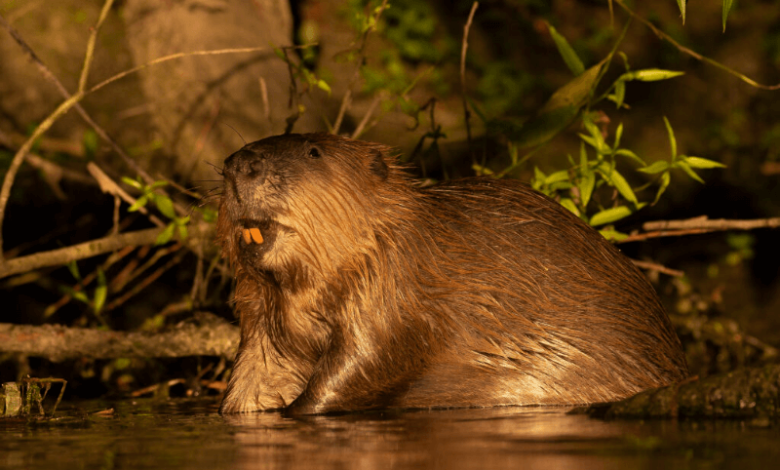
223,148,267,182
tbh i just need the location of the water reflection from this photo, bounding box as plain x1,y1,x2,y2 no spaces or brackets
224,407,656,470
1,400,778,470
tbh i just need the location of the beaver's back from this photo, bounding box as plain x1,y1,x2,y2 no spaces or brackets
394,178,687,408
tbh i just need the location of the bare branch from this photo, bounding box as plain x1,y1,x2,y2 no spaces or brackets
618,216,780,243
643,216,780,232
0,228,159,279
0,314,239,362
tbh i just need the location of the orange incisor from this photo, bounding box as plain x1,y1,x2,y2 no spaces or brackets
242,228,263,244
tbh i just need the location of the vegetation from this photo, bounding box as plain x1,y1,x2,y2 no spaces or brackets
0,0,777,402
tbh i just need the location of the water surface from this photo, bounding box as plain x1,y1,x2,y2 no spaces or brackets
1,399,777,469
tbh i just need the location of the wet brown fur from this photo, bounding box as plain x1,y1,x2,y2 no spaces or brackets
217,133,688,415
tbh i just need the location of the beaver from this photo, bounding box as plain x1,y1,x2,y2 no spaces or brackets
216,133,688,415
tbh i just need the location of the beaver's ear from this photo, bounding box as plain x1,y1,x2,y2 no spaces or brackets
369,149,389,180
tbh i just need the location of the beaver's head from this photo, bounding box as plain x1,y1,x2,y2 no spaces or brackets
217,133,399,286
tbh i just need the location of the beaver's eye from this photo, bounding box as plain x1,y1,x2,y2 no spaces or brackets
308,147,321,159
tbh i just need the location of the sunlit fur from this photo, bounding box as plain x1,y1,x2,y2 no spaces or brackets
217,133,688,415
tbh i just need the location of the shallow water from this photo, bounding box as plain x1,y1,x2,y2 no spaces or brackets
1,398,778,469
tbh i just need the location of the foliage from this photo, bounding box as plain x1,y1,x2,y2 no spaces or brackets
469,21,727,239
121,177,190,245
298,1,738,241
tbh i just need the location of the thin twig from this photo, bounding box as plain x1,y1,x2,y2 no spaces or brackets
281,48,302,134
631,260,684,277
619,228,713,243
88,47,284,96
190,244,204,302
258,76,272,129
460,2,479,166
78,0,115,93
44,245,136,317
351,94,383,139
87,162,166,227
110,243,179,294
615,0,780,90
105,247,186,311
332,0,390,135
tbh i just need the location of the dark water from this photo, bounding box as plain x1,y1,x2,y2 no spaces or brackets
1,398,778,469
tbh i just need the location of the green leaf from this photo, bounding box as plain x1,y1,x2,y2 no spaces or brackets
547,23,585,76
178,224,188,240
723,0,733,32
663,116,677,158
472,163,494,176
676,0,687,24
599,229,629,242
614,123,624,149
618,51,630,71
66,260,81,281
590,206,632,227
150,181,168,190
93,269,107,314
609,80,626,109
559,198,580,217
70,289,90,304
154,195,176,219
578,133,600,151
584,119,609,154
675,160,705,183
614,149,646,166
598,163,638,204
511,62,604,149
620,69,685,82
121,177,142,190
128,195,148,212
639,161,669,174
579,167,596,208
551,63,604,111
653,172,671,205
545,169,570,185
682,156,727,169
155,223,176,245
549,181,574,191
316,79,331,95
